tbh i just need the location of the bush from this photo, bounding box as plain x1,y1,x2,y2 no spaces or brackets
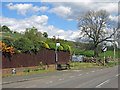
17,50,22,53
42,67,45,70
67,45,71,53
60,45,63,50
61,44,68,51
32,40,40,53
39,62,43,67
40,41,50,49
32,69,39,71
13,38,34,53
47,42,56,50
24,69,30,72
2,38,14,47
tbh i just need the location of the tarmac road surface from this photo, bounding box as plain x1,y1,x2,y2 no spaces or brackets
2,66,119,88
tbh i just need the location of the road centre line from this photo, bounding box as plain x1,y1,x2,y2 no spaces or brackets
69,76,75,78
78,74,82,76
96,79,110,88
59,78,64,81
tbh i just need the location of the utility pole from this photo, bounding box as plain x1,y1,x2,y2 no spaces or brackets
55,45,57,69
104,51,105,66
113,28,116,61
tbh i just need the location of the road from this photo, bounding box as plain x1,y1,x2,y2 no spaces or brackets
2,66,119,88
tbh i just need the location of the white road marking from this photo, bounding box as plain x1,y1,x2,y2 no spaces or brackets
59,78,64,81
96,80,110,88
92,71,95,72
46,81,53,84
49,81,53,83
86,73,89,74
116,74,119,77
70,76,75,78
78,74,82,76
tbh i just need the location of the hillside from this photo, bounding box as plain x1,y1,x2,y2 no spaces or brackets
0,32,119,58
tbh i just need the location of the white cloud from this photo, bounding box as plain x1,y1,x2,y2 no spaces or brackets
41,0,119,2
49,6,72,18
48,2,118,20
109,15,118,22
6,3,49,16
0,15,48,32
0,16,80,41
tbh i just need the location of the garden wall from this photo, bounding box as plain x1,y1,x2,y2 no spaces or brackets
2,49,70,69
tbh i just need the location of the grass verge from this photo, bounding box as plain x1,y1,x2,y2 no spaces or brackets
70,62,104,70
2,61,119,78
2,69,57,78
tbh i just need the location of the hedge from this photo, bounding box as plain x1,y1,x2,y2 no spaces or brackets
13,38,34,53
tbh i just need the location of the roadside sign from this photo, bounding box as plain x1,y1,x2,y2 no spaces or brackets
56,43,60,47
101,46,107,52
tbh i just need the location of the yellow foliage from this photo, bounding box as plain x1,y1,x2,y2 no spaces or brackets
60,45,63,50
2,42,15,55
67,45,71,53
41,41,50,49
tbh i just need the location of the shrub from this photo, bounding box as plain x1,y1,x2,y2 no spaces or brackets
47,42,55,50
67,45,72,53
39,61,43,67
32,40,40,53
42,67,45,70
2,38,14,47
14,38,34,53
40,41,50,49
32,69,39,71
2,43,15,56
17,50,21,53
24,69,30,72
60,45,63,50
61,44,68,51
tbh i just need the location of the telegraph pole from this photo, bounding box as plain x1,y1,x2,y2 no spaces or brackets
113,28,116,61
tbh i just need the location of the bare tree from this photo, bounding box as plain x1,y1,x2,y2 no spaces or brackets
77,10,115,57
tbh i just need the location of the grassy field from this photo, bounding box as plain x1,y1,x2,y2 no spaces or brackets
72,48,120,58
0,32,24,40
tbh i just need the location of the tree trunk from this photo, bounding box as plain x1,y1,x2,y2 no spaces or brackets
94,45,99,57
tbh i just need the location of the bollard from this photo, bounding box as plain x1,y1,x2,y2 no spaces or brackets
12,68,16,75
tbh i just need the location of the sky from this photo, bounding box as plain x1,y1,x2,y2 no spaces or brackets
0,0,119,41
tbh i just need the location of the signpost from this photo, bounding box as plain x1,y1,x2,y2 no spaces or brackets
101,46,107,66
55,43,60,69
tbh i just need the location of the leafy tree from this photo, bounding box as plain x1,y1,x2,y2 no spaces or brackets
0,24,2,32
77,10,115,57
13,38,34,53
25,27,45,41
25,27,45,52
43,32,48,38
2,25,11,32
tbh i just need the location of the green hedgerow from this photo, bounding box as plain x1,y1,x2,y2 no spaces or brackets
24,69,30,72
39,61,43,67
